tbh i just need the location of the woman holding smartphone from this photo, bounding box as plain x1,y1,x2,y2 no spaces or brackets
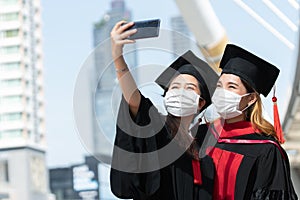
109,21,218,200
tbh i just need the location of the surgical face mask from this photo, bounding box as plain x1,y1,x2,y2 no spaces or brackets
164,89,201,117
212,88,252,119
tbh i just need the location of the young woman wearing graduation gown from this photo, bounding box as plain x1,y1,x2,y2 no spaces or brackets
109,21,218,200
208,44,298,199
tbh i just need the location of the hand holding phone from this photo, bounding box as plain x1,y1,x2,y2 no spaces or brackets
124,19,161,40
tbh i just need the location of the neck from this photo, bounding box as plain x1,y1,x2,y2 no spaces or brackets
225,114,245,124
179,115,194,132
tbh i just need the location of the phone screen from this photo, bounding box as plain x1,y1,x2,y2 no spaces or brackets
125,19,160,40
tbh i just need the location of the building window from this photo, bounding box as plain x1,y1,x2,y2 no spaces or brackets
23,47,28,55
0,112,22,122
0,160,9,183
0,129,22,139
0,95,22,104
0,29,19,38
0,12,19,21
0,78,22,87
0,45,20,54
0,62,21,71
0,0,18,5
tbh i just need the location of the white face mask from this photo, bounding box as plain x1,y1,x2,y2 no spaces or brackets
164,89,201,117
212,88,252,119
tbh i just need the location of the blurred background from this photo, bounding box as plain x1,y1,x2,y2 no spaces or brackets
0,0,299,199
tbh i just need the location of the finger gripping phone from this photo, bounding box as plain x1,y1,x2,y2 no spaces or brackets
125,19,160,40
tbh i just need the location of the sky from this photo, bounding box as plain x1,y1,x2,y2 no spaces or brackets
41,0,299,168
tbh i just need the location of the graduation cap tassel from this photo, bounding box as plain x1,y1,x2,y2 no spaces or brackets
272,86,285,144
192,159,202,185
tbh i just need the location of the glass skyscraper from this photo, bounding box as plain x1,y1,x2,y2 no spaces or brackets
92,0,137,159
170,16,192,58
92,0,136,199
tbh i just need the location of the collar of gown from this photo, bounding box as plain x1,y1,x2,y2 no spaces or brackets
213,118,261,138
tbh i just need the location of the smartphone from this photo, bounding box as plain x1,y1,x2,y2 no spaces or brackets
125,19,160,40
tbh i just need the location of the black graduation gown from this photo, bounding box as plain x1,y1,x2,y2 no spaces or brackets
207,119,298,200
110,94,214,200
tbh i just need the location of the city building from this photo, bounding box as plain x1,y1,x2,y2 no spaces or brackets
0,0,52,199
170,16,193,58
49,156,100,200
91,0,137,162
91,0,137,199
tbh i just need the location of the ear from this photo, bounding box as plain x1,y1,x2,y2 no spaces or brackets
198,99,206,111
248,93,257,105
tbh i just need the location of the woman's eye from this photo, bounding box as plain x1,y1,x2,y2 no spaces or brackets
186,86,195,90
170,86,179,89
228,85,237,89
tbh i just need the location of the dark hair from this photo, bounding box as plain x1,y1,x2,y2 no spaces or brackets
165,114,200,160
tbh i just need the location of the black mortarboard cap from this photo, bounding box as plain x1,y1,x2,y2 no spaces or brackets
220,44,280,97
155,50,218,111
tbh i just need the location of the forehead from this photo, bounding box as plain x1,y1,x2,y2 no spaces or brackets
170,74,199,84
219,73,242,84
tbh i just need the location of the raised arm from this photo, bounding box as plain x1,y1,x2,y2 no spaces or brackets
111,21,141,117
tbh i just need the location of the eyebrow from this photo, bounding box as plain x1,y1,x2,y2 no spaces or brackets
217,80,239,87
186,83,198,87
227,81,239,86
170,82,198,87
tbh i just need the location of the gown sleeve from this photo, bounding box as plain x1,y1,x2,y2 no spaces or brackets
250,144,298,200
110,93,165,199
